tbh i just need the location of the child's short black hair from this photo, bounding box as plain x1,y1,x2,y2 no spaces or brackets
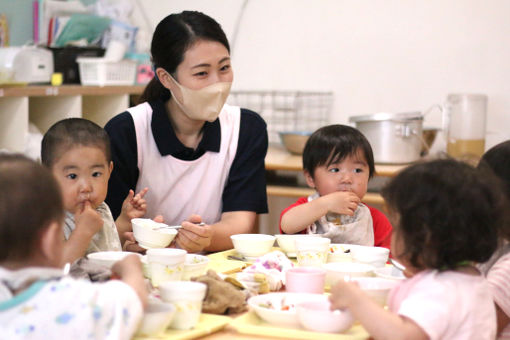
382,159,503,271
41,118,111,168
478,140,510,241
303,125,375,178
0,154,64,262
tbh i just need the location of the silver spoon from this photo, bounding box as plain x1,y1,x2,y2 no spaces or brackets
153,222,205,231
390,258,406,272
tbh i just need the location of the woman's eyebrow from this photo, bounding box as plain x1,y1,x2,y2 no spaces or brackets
191,57,231,69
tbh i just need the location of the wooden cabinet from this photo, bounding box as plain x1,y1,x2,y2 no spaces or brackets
0,85,144,152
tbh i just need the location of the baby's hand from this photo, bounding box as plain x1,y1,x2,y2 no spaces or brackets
326,191,360,216
329,279,362,310
75,201,103,236
121,188,149,220
111,254,143,279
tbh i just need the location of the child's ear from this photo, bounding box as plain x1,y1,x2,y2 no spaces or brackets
108,161,114,175
39,221,64,267
304,170,315,188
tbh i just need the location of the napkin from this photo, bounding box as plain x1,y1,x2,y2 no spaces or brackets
236,250,294,292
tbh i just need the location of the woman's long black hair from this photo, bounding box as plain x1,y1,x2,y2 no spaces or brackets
139,11,230,103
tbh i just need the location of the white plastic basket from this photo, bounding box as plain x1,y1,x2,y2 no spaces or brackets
77,57,136,86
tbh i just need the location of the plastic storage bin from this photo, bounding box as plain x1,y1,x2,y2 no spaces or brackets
77,57,136,86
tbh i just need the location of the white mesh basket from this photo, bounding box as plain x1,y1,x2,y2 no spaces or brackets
77,57,136,86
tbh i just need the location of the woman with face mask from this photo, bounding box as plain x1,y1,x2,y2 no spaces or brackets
104,11,268,253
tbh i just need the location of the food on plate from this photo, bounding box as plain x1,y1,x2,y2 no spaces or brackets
258,296,296,311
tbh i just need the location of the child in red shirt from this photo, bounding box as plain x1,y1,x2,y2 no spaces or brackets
279,125,392,248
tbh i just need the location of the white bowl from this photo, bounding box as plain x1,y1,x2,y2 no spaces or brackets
327,243,360,263
141,255,150,279
324,262,375,287
147,248,187,286
132,218,178,249
297,298,354,333
182,254,209,280
351,277,399,306
350,246,390,268
87,251,141,268
230,234,275,260
248,292,321,328
159,281,207,330
274,234,320,257
295,237,330,267
373,266,406,281
135,301,175,336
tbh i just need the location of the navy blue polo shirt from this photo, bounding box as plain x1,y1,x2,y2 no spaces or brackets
104,100,269,220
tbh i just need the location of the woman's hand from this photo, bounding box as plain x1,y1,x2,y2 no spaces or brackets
122,215,164,254
122,231,146,254
174,214,213,253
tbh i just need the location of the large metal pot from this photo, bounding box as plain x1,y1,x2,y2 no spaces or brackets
349,112,423,164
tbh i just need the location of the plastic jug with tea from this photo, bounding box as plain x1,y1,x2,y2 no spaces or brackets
445,93,487,159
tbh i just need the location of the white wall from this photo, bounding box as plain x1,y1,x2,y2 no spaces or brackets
132,0,510,149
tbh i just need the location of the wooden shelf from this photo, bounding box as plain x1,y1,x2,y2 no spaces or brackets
265,145,407,177
0,85,144,152
0,85,145,97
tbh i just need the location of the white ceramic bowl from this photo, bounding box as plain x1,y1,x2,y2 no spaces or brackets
132,218,178,249
352,277,399,306
274,234,320,257
327,243,360,263
350,246,390,268
295,237,330,267
87,251,141,268
135,301,175,336
324,262,375,287
374,266,406,281
248,292,321,328
182,254,210,280
297,298,354,333
146,248,187,286
230,234,275,260
159,281,207,330
140,255,150,279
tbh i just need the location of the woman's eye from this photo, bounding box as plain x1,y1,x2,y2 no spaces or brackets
220,64,231,72
328,168,340,173
193,71,207,77
66,173,77,180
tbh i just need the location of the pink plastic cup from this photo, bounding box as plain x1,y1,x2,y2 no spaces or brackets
285,267,327,294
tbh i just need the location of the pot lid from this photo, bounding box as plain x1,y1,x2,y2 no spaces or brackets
349,111,423,123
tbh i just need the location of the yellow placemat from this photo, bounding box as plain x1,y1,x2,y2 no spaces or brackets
134,313,231,340
230,311,369,340
206,247,297,274
208,259,248,275
206,249,248,274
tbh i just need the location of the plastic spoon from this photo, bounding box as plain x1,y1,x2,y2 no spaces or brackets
390,258,406,272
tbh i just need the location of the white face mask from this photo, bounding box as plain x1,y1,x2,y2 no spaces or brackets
168,74,232,122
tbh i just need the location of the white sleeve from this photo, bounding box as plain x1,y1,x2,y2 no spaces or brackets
487,254,510,318
397,280,449,340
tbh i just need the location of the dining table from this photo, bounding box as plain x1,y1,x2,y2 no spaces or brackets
136,248,371,340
